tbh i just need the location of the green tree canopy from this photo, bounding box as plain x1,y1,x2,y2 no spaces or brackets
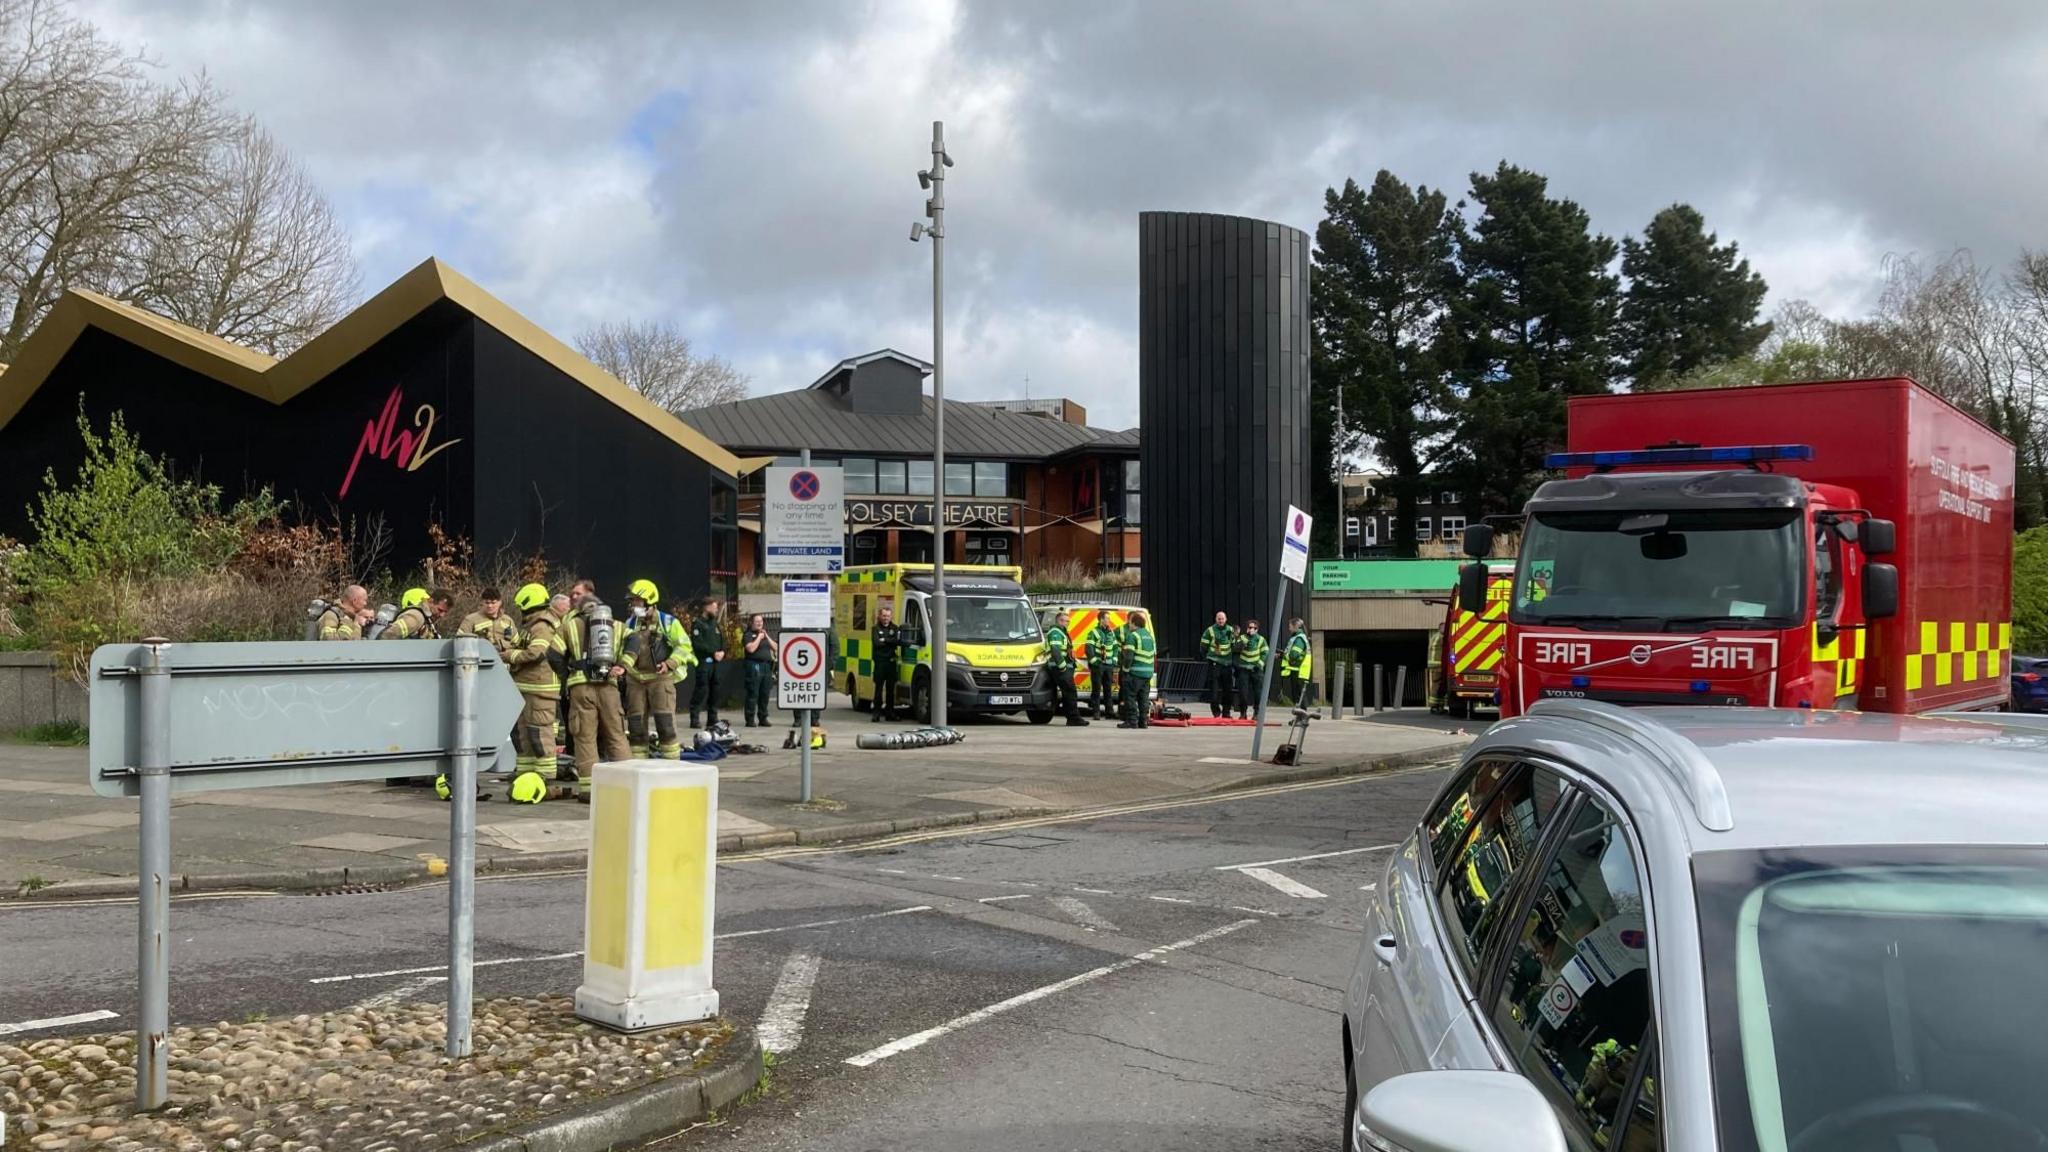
1619,204,1770,387
1312,171,1461,557
1447,162,1621,515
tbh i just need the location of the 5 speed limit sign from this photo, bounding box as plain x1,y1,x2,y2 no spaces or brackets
778,632,828,709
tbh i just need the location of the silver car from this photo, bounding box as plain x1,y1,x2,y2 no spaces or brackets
1343,699,2048,1152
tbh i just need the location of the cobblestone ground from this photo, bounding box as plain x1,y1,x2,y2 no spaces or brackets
0,995,732,1151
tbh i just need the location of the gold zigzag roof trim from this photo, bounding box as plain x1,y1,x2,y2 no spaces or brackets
0,257,741,476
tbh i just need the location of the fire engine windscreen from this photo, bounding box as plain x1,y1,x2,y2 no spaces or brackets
1513,509,1805,630
944,596,1044,644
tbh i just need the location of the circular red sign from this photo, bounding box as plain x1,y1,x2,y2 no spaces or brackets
1292,511,1306,534
783,634,823,678
790,470,821,501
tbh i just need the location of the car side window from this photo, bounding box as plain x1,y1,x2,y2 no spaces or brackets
1434,764,1568,973
1489,797,1655,1148
1425,757,1518,880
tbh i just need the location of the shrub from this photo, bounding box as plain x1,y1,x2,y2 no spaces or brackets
2014,526,2048,655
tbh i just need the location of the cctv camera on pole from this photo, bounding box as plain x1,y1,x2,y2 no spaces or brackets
910,121,951,727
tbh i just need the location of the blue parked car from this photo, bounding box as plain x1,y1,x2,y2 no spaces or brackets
2012,655,2048,712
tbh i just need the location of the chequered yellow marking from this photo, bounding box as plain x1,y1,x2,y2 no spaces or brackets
1906,618,2009,693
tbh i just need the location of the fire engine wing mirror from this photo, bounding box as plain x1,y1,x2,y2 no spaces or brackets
1461,524,1495,559
1459,563,1488,611
1864,563,1900,619
1861,518,1897,556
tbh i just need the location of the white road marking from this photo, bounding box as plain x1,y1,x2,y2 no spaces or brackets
1048,896,1119,933
309,951,583,985
1237,867,1328,899
1230,906,1282,917
715,906,933,940
0,1009,118,1036
875,868,908,874
843,919,1259,1068
352,974,442,1010
931,875,968,881
309,906,932,986
756,951,822,1054
1073,887,1113,895
1213,843,1399,871
1147,896,1194,905
978,894,1033,904
1360,883,1378,892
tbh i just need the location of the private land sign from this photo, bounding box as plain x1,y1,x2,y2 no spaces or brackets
765,465,845,574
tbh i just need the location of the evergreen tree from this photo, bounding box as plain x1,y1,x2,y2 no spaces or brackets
1311,172,1461,558
1620,204,1770,387
1447,162,1621,515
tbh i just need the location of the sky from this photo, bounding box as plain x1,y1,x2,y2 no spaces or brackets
73,0,2048,430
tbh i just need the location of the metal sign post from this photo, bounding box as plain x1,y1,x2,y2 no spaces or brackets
779,632,828,802
89,638,521,1106
1252,505,1313,762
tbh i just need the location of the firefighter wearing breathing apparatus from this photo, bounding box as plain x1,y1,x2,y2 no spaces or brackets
620,579,693,758
488,583,562,804
564,578,631,800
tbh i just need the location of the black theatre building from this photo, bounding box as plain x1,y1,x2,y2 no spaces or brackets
0,258,741,603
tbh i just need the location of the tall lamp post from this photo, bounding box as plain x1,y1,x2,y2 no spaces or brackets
911,121,953,726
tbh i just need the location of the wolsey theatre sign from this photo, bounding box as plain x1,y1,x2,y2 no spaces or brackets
846,499,1016,527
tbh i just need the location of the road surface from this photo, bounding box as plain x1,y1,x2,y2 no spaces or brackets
2,762,1455,1150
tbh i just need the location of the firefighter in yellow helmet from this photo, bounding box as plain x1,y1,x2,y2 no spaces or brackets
502,582,565,802
563,577,630,801
382,587,451,640
620,579,693,758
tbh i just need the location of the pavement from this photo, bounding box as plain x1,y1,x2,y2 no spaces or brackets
0,697,1472,896
0,765,1458,1150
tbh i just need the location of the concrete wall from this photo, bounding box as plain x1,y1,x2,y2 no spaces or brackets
0,652,85,729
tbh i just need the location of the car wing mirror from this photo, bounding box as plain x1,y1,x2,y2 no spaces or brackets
1359,1070,1568,1152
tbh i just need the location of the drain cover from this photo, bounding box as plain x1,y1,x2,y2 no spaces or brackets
976,833,1070,850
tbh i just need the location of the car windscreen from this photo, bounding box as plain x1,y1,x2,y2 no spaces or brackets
1695,846,2048,1152
942,595,1043,644
1514,508,1804,629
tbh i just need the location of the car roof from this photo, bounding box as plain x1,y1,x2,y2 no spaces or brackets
1485,703,2048,853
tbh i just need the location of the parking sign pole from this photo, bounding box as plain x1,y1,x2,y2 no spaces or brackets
799,450,814,803
1249,580,1287,762
446,637,482,1058
136,639,172,1111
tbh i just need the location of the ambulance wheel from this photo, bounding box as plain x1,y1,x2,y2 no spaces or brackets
850,675,870,710
911,674,933,725
1027,709,1054,725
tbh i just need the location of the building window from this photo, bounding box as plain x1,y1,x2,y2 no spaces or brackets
843,458,877,494
1417,517,1433,542
878,459,907,494
909,459,934,496
944,462,974,496
1440,516,1465,539
1440,490,1461,505
1418,490,1433,505
1124,459,1141,493
974,461,1007,498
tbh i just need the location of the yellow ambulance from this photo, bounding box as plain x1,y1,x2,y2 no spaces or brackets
834,564,1053,724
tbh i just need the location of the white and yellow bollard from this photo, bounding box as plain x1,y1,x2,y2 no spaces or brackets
574,760,720,1030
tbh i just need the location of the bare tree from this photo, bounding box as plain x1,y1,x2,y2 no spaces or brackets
576,318,749,414
0,0,356,361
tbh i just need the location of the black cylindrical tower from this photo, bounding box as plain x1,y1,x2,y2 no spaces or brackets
1139,211,1313,662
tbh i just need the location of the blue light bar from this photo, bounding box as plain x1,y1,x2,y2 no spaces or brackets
1691,680,1710,693
1571,676,1591,689
1544,444,1815,469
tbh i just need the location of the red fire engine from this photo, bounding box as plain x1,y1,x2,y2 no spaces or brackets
1461,377,2014,716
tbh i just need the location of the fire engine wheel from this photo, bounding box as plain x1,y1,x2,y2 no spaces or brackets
1449,696,1473,720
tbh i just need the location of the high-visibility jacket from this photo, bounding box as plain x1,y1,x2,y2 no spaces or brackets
1045,625,1075,672
1281,630,1312,677
1235,631,1270,671
317,606,361,641
622,610,693,683
510,608,565,696
382,605,439,640
460,610,518,652
1125,627,1157,676
1201,623,1237,665
1089,622,1121,666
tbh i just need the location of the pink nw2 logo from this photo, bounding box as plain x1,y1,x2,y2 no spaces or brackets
339,386,462,500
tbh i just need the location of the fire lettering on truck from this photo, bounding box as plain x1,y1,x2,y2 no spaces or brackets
1930,455,1999,523
1535,641,1592,664
1690,646,1757,670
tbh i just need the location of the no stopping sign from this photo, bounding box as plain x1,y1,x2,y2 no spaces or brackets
779,632,827,709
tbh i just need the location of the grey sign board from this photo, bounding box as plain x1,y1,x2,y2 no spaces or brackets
88,640,523,798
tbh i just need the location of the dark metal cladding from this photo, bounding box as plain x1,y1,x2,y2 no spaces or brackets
1138,211,1313,655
